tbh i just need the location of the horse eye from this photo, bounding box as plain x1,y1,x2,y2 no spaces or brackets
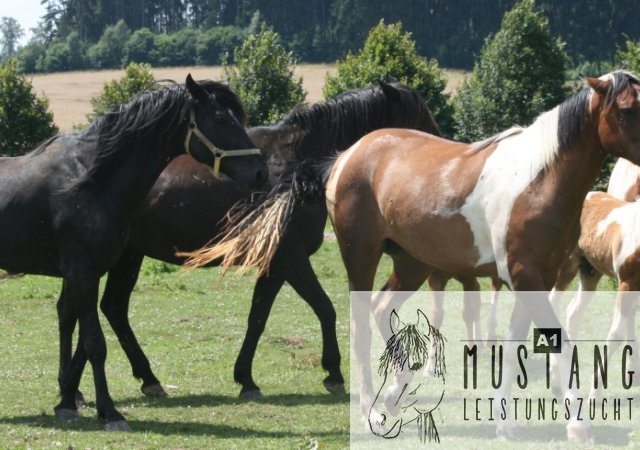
620,107,639,118
410,362,423,371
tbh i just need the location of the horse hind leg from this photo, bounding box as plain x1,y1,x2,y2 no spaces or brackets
279,244,345,395
234,272,285,399
566,259,601,340
591,283,640,400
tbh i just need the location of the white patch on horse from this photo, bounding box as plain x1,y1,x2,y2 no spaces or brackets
595,202,640,275
326,139,363,219
460,107,561,286
432,157,462,218
607,158,640,200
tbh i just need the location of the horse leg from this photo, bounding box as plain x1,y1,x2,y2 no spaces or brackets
591,283,640,400
56,281,87,408
494,298,531,440
281,249,344,395
565,265,601,340
371,250,431,415
233,272,285,399
336,230,383,428
549,253,579,319
487,277,503,341
459,276,482,347
426,272,448,330
56,272,128,431
100,247,165,397
510,272,590,441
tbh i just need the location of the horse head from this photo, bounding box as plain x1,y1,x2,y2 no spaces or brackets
587,71,640,166
184,74,267,189
248,123,305,186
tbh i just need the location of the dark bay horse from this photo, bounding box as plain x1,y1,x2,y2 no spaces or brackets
199,72,640,440
2,75,266,431
59,79,440,400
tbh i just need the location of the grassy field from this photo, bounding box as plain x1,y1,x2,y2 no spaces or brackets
0,237,636,449
0,243,353,449
28,65,467,131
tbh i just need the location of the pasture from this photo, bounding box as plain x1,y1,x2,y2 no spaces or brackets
0,240,636,448
28,65,468,131
0,243,352,449
1,66,637,449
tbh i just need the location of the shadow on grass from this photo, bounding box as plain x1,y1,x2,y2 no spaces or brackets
0,414,346,438
115,391,349,408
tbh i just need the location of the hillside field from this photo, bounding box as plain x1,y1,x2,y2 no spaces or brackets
28,65,467,131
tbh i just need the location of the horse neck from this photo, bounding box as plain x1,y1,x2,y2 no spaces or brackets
547,125,609,211
98,133,184,218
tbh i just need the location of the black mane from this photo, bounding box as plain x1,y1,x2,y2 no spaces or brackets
558,71,640,151
38,80,245,186
279,81,439,161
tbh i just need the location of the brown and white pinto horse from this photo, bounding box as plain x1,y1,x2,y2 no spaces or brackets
189,72,640,440
607,156,640,200
323,72,640,440
551,193,640,399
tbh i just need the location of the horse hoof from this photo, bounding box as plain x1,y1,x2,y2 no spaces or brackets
75,391,87,408
55,408,79,422
104,420,131,432
239,389,264,400
141,383,167,397
323,380,346,395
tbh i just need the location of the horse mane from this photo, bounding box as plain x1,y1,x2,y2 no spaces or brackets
467,72,640,168
59,80,245,187
280,81,439,161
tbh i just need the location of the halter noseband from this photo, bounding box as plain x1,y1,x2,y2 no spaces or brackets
183,109,261,179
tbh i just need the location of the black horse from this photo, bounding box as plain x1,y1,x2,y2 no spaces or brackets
1,75,266,431
58,78,440,401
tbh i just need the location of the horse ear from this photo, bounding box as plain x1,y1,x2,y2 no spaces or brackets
416,309,431,335
186,73,209,102
385,73,398,83
378,79,400,101
389,309,401,335
585,76,610,95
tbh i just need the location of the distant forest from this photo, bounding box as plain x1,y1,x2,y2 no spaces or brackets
34,0,640,68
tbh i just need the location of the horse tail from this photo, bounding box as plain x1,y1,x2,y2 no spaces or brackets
180,158,331,275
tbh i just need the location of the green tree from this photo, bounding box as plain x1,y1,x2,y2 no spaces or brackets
452,0,568,142
0,59,58,155
122,28,157,66
223,24,306,126
89,62,157,117
0,17,24,61
87,20,131,69
324,20,453,135
616,35,640,75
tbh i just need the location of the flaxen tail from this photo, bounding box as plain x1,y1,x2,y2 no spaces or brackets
180,159,329,275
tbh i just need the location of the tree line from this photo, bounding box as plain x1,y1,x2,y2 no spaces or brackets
6,0,640,71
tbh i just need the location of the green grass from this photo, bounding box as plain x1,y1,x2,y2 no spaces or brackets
0,242,353,449
0,237,635,449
